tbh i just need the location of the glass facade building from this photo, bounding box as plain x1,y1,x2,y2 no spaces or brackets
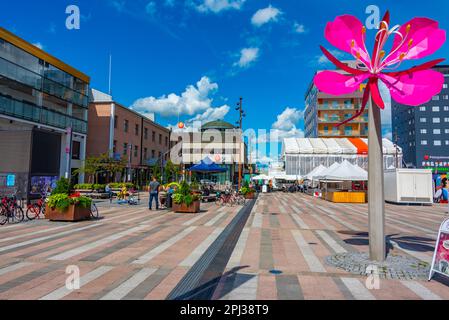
0,27,90,200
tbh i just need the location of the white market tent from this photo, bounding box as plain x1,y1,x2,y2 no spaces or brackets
335,138,358,154
297,138,314,154
322,138,343,154
251,174,272,181
283,138,300,154
321,160,368,181
316,162,341,179
309,138,328,154
304,165,328,180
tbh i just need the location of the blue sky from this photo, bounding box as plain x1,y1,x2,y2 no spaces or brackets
2,0,449,161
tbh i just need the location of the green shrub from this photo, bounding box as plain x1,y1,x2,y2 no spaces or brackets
51,178,71,195
74,184,93,190
47,193,92,211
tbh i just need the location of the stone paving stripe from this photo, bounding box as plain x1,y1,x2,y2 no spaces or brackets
182,213,211,226
180,228,224,267
0,223,103,254
40,266,114,300
226,228,250,270
316,206,358,231
0,264,60,294
0,262,34,276
133,226,198,264
124,268,172,300
400,281,442,300
291,230,326,273
0,225,70,244
259,229,274,270
49,225,149,261
205,209,227,227
81,225,166,262
340,277,376,300
315,230,347,254
252,212,263,228
100,268,157,300
226,274,258,300
332,277,355,300
276,275,304,300
290,213,310,230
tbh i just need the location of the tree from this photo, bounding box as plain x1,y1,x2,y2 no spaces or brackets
75,153,127,184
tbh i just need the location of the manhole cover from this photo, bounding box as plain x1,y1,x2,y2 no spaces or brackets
269,270,283,275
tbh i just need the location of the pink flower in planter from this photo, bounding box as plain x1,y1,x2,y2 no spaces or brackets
314,11,446,126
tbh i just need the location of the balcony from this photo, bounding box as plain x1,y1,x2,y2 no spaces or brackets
0,94,87,134
0,57,88,108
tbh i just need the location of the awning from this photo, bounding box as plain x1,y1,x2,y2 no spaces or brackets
188,159,227,173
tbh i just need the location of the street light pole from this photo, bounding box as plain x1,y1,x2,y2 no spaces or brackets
236,97,245,191
368,96,386,262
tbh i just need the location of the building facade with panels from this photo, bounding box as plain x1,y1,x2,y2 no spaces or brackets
283,138,402,177
304,61,368,139
0,27,90,200
392,65,449,173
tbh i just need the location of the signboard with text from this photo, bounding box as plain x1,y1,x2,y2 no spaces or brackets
429,218,449,280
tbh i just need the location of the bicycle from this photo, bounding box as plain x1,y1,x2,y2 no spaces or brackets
90,202,99,219
26,196,47,221
0,195,24,226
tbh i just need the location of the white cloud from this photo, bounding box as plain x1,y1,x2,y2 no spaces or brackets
131,76,225,118
272,107,303,131
187,105,230,123
313,49,345,66
234,47,260,68
251,5,282,27
293,22,307,34
194,0,246,13
145,1,156,15
164,0,175,7
32,42,44,50
111,0,126,12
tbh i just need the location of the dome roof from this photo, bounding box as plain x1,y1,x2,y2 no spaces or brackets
201,120,236,130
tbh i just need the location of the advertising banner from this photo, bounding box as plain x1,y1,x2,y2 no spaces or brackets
429,218,449,280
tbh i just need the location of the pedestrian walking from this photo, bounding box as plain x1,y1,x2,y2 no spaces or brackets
149,177,161,211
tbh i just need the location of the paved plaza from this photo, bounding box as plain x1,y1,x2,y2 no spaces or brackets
0,193,448,300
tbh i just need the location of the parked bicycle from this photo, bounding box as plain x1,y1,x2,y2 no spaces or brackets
0,195,24,225
26,196,47,221
215,190,246,207
90,202,99,219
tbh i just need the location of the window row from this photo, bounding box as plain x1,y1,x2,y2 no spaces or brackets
114,116,169,146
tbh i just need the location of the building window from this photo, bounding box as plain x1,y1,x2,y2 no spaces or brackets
124,120,129,133
421,140,428,145
72,141,81,160
324,126,329,132
144,128,148,140
445,118,449,122
332,101,339,109
420,129,427,134
444,106,449,111
434,129,441,134
165,136,168,146
445,141,449,146
419,106,426,111
144,148,148,160
432,106,440,112
135,124,139,136
152,131,156,142
433,117,441,123
443,84,448,89
344,100,352,109
151,150,155,158
432,96,440,101
123,143,128,155
113,140,117,153
420,118,427,123
434,140,442,146
445,129,449,134
443,95,449,100
114,116,118,129
134,145,138,157
159,134,162,144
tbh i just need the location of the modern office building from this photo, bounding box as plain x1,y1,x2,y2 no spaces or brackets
392,65,449,173
0,27,90,200
305,61,368,139
87,89,171,185
173,120,248,185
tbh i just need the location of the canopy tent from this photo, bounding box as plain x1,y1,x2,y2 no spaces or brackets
335,138,358,154
322,138,343,154
316,162,341,179
304,165,328,180
320,160,368,181
188,159,227,173
273,173,300,181
309,138,328,154
251,174,272,181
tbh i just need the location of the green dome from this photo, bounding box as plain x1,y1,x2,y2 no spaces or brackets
201,120,236,130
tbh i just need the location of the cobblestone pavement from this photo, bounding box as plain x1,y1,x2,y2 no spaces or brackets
0,193,448,300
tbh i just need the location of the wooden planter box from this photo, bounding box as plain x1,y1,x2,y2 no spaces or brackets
45,204,91,222
172,201,201,213
245,193,256,200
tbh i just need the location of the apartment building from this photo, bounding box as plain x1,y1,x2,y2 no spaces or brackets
87,89,170,185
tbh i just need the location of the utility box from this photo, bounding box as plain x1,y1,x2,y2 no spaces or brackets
384,169,433,205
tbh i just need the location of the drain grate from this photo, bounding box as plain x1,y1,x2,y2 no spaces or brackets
269,270,283,275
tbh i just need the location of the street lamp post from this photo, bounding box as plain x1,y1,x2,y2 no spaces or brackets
368,97,386,262
236,97,246,191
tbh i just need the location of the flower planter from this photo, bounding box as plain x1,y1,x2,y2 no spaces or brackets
244,193,256,200
45,204,91,222
172,200,201,213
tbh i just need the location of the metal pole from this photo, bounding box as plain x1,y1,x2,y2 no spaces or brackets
238,97,243,191
368,96,386,262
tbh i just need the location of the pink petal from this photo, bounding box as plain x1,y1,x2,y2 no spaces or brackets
379,70,444,106
314,71,369,95
325,15,372,69
383,18,446,66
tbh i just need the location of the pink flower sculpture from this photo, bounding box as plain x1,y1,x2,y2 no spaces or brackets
314,11,446,126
